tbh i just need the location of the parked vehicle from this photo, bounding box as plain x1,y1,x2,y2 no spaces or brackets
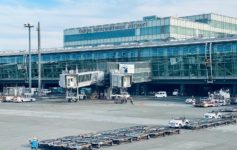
172,89,179,96
168,117,189,128
155,91,167,98
185,97,196,104
41,89,52,94
204,112,222,119
3,96,15,102
111,92,130,100
194,97,216,107
207,88,231,106
13,96,36,103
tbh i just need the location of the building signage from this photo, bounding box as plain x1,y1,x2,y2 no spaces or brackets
77,22,147,34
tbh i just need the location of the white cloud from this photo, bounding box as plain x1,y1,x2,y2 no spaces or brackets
0,0,236,50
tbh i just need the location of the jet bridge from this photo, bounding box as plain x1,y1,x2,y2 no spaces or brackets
59,62,151,101
59,69,104,102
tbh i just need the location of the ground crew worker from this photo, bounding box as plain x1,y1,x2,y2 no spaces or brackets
30,137,38,150
130,97,134,104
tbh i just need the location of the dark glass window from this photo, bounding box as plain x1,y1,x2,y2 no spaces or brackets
64,29,135,42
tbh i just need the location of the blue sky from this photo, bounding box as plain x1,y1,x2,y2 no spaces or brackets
0,0,236,50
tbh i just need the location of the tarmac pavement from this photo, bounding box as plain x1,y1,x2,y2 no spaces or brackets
0,96,236,150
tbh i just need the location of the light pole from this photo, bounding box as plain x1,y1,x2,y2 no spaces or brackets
37,22,41,96
24,23,34,93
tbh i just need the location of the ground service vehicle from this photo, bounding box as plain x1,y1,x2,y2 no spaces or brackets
168,117,189,128
113,92,132,104
3,96,15,102
111,92,130,99
172,89,179,96
13,96,36,103
155,91,167,98
194,97,216,107
185,97,196,104
40,89,52,95
204,112,222,119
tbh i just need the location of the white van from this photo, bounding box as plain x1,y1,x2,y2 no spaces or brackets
155,91,167,98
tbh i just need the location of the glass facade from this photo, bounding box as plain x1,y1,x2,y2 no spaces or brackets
0,39,237,83
64,29,136,42
64,13,237,47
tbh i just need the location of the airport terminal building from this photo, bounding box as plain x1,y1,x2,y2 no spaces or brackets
1,13,237,95
64,13,237,47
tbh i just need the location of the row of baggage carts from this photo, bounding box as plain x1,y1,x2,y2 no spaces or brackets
39,126,180,150
183,107,237,130
184,117,236,130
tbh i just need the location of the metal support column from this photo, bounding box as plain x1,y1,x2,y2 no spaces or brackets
37,22,41,96
205,42,213,83
180,84,185,96
24,23,34,93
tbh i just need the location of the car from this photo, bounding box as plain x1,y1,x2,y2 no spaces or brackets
185,97,196,104
41,89,52,94
168,117,189,128
172,89,179,96
203,112,222,119
155,91,167,98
